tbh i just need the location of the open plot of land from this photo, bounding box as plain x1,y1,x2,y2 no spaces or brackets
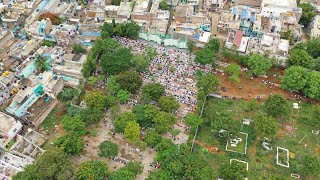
194,96,320,179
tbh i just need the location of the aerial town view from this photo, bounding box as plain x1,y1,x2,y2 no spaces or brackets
0,0,320,179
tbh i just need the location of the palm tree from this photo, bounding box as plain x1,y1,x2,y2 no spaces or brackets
34,54,49,73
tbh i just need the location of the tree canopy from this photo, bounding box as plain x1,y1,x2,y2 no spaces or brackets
154,111,177,134
101,46,133,75
79,107,104,125
281,66,308,91
264,94,290,120
75,160,109,180
158,96,179,113
159,0,170,10
219,162,248,180
254,112,279,138
132,55,149,72
115,112,138,133
98,141,119,158
288,49,315,69
124,121,141,144
132,104,159,127
85,91,107,111
247,53,272,76
61,115,86,136
141,83,165,102
54,133,84,155
185,113,204,130
144,129,162,147
195,48,216,65
211,110,237,133
72,43,86,54
298,3,317,27
117,89,131,103
145,46,157,60
196,73,219,95
306,38,320,58
225,63,241,82
303,71,320,100
13,147,73,180
115,71,143,94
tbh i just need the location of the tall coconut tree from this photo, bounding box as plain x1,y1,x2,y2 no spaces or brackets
34,54,49,73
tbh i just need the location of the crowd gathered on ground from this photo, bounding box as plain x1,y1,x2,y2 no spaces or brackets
116,36,213,115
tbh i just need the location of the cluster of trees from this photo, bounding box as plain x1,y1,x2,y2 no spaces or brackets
101,20,140,39
281,66,320,100
288,38,320,71
195,73,220,114
195,39,220,65
225,63,241,82
147,143,216,179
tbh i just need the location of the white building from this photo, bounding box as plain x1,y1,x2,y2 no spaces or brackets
310,15,320,38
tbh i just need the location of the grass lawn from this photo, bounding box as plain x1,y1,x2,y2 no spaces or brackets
226,133,247,154
195,96,320,179
39,101,67,133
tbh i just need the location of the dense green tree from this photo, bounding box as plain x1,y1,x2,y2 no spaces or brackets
120,161,143,177
195,48,216,65
303,71,320,100
219,162,248,180
145,46,157,60
72,43,86,54
113,22,140,39
43,40,53,47
34,54,49,73
211,110,237,133
288,49,315,69
105,95,117,108
85,91,107,111
153,112,177,134
132,104,159,127
115,112,137,133
205,38,220,52
292,42,306,51
67,105,81,117
98,141,119,158
58,88,76,102
101,47,133,75
117,89,131,103
185,113,204,130
79,108,104,125
254,112,279,138
225,63,241,82
155,138,174,153
158,96,179,113
306,38,320,58
75,160,109,180
109,170,135,180
247,53,272,75
301,155,320,177
147,170,170,180
187,40,195,54
115,71,143,94
144,129,162,147
107,75,121,94
264,94,290,120
101,23,114,38
159,0,170,10
55,133,84,155
82,39,102,77
298,3,317,27
141,83,165,102
132,55,149,72
196,73,219,94
281,66,308,91
13,147,73,180
111,0,121,5
61,115,86,136
124,121,141,143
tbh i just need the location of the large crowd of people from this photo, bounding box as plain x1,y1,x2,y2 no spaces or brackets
116,36,213,114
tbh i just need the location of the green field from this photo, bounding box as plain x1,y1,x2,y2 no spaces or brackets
194,96,320,179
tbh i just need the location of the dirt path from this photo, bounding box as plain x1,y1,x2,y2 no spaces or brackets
192,140,225,155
